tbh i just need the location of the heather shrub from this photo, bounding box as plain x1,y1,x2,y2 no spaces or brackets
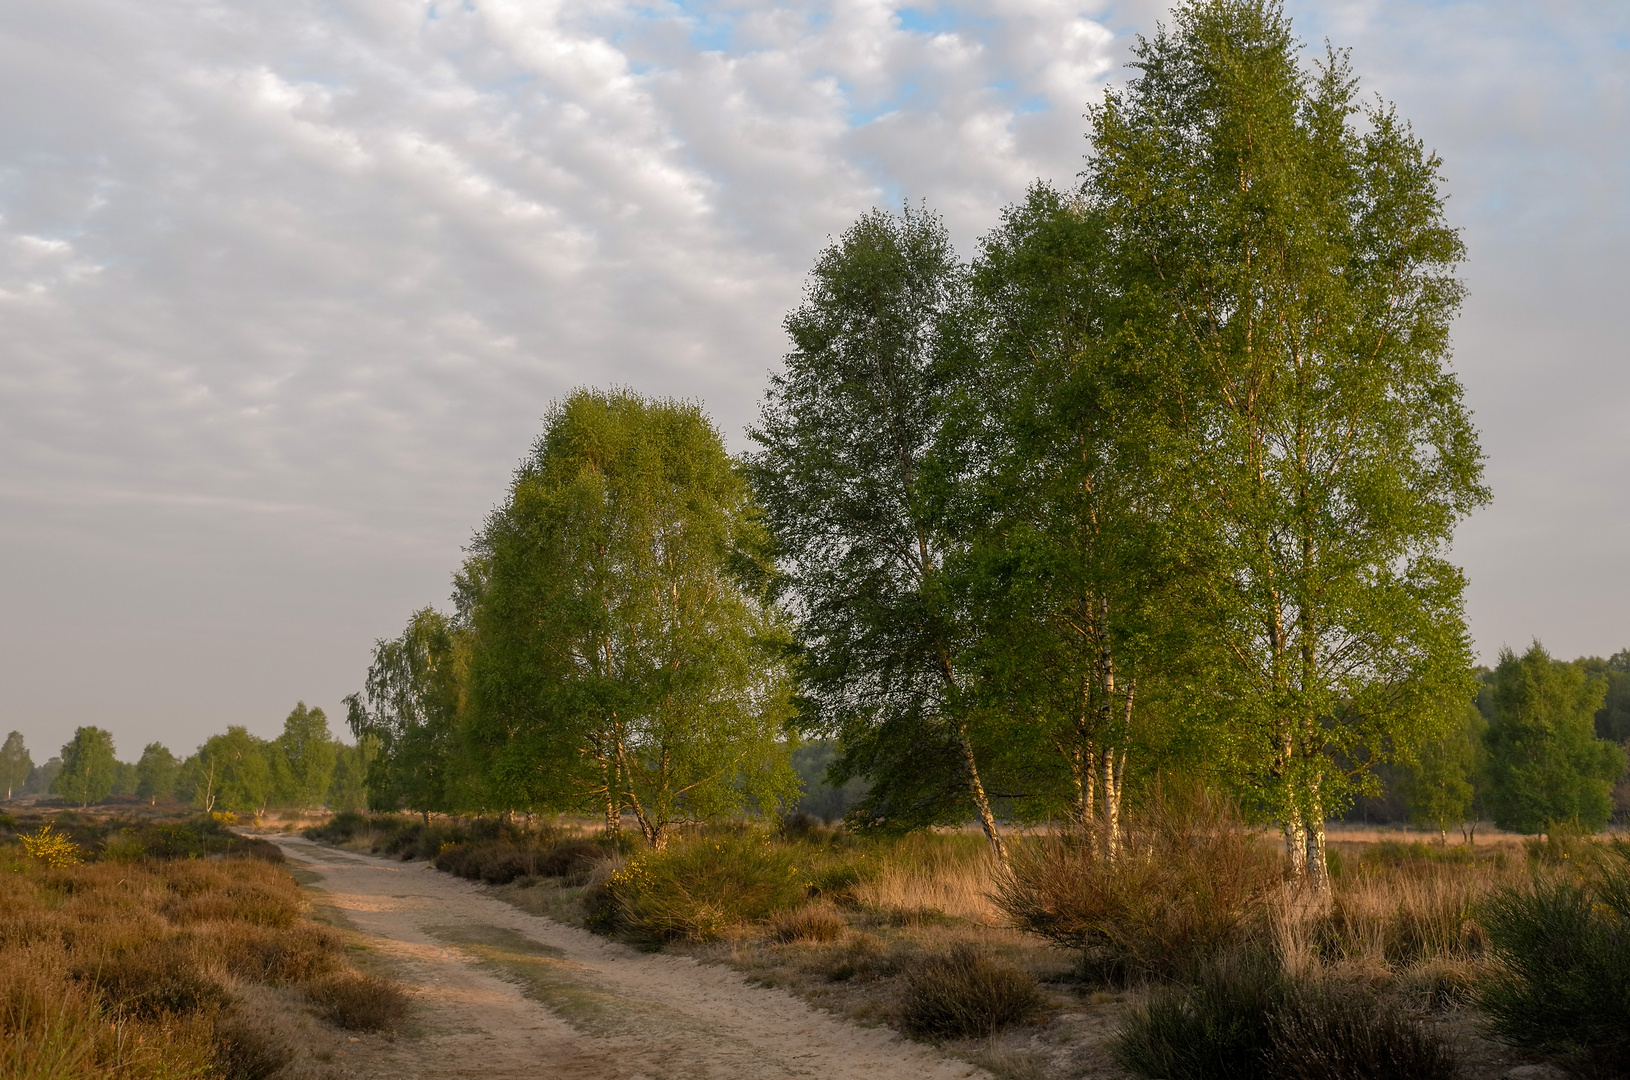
595,833,809,942
1478,841,1630,1075
1115,953,1456,1080
306,970,411,1032
214,1007,294,1080
899,944,1044,1039
996,792,1281,983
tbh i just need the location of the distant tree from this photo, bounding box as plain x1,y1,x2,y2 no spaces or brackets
53,727,118,808
25,757,61,796
189,727,273,814
747,207,1009,859
111,760,138,796
347,608,472,818
1484,643,1626,833
326,737,374,813
135,742,179,804
1403,701,1485,842
273,702,339,808
1,731,32,800
471,389,799,848
1586,649,1630,743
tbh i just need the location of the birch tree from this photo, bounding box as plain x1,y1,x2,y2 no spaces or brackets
748,207,1015,860
958,184,1214,855
1086,0,1487,887
0,731,31,801
470,389,799,848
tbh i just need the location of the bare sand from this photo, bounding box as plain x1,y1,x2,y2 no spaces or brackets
271,836,990,1080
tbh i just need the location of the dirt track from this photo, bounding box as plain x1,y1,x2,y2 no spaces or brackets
272,836,990,1080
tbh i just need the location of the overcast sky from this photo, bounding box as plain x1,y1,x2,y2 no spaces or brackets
1,0,1625,761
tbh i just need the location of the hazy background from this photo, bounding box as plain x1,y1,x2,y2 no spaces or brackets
1,0,1625,759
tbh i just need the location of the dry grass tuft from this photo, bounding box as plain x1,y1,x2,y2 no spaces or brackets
770,904,848,943
305,970,412,1032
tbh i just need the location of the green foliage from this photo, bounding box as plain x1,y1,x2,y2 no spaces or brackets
53,726,118,807
347,607,472,815
592,832,810,942
272,703,338,809
184,726,274,814
1,730,32,800
1401,701,1484,839
1478,843,1630,1074
326,740,371,813
1484,642,1626,832
135,742,179,804
747,206,1007,844
1086,0,1486,876
468,388,799,844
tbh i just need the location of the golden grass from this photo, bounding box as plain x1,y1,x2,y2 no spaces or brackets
0,825,408,1079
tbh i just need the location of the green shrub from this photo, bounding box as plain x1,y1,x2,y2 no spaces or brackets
596,833,809,943
899,945,1044,1040
1478,844,1630,1075
1114,951,1285,1080
1115,954,1457,1080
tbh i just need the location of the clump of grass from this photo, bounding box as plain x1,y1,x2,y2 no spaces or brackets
1478,841,1630,1075
898,944,1044,1040
815,934,905,982
770,903,847,943
996,791,1281,984
306,970,412,1032
592,833,810,943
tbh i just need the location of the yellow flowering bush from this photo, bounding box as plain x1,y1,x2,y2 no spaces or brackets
19,823,84,867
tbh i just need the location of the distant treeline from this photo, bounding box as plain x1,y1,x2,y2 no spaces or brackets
0,703,369,814
337,2,1627,888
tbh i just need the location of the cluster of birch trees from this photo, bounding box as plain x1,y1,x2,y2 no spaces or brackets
351,0,1495,886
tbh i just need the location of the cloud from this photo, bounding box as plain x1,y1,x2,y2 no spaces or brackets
0,0,1625,759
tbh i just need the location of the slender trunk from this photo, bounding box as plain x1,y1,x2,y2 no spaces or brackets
422,809,431,828
954,718,1006,865
1102,748,1122,861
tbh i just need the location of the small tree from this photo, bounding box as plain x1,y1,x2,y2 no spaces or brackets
348,608,472,818
0,731,32,800
135,742,179,804
1484,643,1626,833
1404,701,1484,842
327,738,373,813
190,727,273,814
53,727,118,808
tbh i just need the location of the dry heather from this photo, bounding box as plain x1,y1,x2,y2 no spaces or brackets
0,813,411,1080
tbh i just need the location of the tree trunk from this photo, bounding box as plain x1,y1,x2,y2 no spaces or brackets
1283,811,1307,882
955,719,1006,865
1305,814,1328,894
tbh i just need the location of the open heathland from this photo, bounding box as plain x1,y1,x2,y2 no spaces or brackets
0,809,412,1080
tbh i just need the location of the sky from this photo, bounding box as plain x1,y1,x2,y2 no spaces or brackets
0,0,1625,761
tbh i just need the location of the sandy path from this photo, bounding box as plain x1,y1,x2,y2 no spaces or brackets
272,836,989,1080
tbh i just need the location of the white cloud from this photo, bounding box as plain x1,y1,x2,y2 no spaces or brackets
0,0,1625,758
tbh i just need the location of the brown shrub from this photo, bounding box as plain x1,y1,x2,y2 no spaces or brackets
899,944,1045,1040
816,935,906,983
770,904,847,943
72,938,230,1019
166,880,300,927
305,971,411,1032
996,791,1281,984
196,921,343,985
214,1006,295,1080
